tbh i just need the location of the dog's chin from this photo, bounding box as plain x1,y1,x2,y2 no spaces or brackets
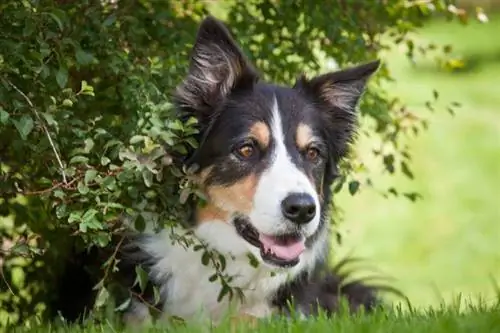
233,216,306,269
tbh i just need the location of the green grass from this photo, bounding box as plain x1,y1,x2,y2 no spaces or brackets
336,15,500,309
7,302,500,333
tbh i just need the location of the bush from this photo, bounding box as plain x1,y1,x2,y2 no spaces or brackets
0,0,484,328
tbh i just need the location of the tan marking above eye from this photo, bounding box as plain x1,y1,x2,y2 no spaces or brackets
296,123,314,150
249,121,270,148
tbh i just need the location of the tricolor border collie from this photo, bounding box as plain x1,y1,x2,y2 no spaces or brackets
118,15,382,325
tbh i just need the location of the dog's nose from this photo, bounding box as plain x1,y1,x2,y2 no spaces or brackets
281,193,316,224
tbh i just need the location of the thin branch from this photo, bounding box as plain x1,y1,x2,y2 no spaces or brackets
0,264,15,296
4,78,68,184
102,235,125,284
21,175,82,196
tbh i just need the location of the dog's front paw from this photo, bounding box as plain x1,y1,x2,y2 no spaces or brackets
229,313,259,332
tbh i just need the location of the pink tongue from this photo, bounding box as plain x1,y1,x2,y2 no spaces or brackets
258,234,305,261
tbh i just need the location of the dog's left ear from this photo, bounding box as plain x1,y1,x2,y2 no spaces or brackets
295,60,381,158
174,16,259,117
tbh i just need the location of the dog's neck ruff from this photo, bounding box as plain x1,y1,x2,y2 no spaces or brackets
132,218,328,323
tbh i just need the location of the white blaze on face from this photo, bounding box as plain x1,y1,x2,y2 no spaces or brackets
249,97,321,238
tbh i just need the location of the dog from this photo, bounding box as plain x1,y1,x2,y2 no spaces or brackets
116,15,382,326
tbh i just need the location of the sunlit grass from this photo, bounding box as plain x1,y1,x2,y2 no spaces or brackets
9,301,500,333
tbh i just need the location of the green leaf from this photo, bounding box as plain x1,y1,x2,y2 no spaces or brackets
69,155,89,165
103,14,117,27
167,120,183,131
41,112,57,127
134,214,146,232
55,204,68,218
77,181,89,194
432,89,439,100
348,180,360,195
84,169,98,184
246,253,259,268
114,298,131,312
53,190,65,199
217,284,231,303
179,187,191,204
80,80,95,96
201,251,210,266
13,115,34,140
101,156,111,166
102,176,116,190
193,245,204,252
56,67,68,88
82,208,99,224
9,244,31,257
68,212,81,223
142,169,154,187
208,274,218,283
134,265,149,293
94,287,110,308
0,108,9,124
185,137,198,149
401,161,414,179
79,217,103,233
45,10,65,32
185,116,198,126
129,135,145,144
84,138,95,153
218,253,227,271
75,48,96,65
153,285,161,305
95,232,110,247
62,99,73,107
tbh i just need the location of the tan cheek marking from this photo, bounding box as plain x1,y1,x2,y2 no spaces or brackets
250,121,270,148
205,173,258,216
296,123,313,150
196,203,230,225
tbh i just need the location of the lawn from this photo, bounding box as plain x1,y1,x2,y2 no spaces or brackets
335,14,500,309
8,303,500,333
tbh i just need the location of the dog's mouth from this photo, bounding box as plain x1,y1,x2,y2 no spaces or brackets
233,216,305,268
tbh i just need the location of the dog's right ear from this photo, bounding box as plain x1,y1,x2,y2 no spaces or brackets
174,16,259,116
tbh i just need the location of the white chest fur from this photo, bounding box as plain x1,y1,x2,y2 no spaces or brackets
133,221,326,323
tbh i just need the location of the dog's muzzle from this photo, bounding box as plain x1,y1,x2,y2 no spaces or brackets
233,216,306,268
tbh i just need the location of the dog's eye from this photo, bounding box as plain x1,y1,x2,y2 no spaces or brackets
305,147,320,162
234,141,256,159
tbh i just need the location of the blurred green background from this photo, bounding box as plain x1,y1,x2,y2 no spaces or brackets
336,11,500,309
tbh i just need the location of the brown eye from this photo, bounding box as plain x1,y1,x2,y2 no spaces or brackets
305,147,320,162
235,142,255,159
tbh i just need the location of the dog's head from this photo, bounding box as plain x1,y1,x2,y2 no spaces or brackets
174,16,379,269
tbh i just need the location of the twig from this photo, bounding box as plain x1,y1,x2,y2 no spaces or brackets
129,290,163,315
97,235,125,288
0,263,15,296
4,78,68,184
22,176,82,196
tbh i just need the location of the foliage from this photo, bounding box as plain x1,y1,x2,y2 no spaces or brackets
0,0,487,328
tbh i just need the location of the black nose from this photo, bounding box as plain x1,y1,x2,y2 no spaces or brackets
281,193,316,225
